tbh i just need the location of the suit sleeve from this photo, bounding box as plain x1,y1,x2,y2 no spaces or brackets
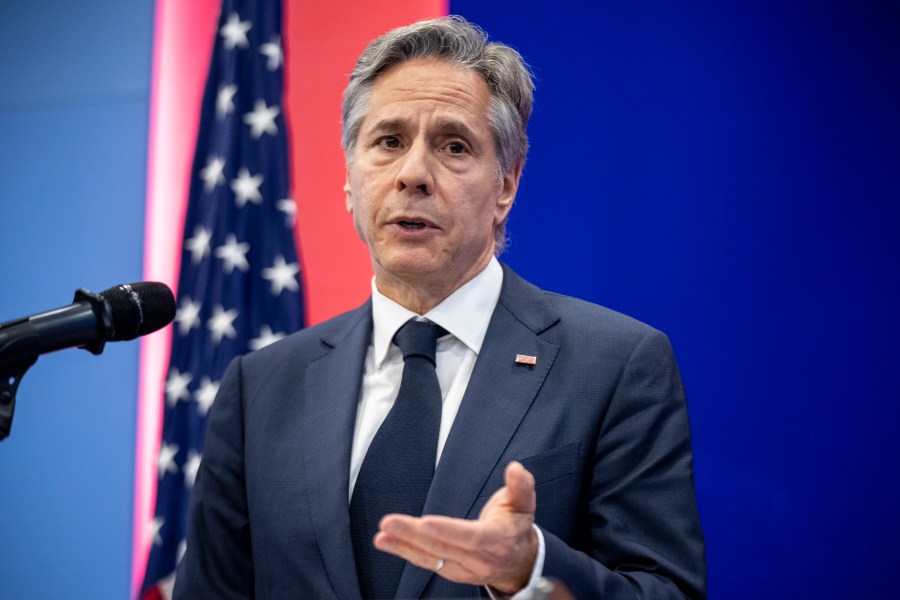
173,356,255,599
542,329,707,599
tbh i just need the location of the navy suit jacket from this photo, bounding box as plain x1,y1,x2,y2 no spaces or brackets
175,264,706,599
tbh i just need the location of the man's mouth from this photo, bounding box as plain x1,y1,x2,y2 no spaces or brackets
398,220,427,230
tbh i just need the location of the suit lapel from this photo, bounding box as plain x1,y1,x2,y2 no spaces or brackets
300,304,371,600
396,266,561,599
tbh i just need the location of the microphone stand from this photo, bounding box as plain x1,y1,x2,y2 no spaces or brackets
0,289,113,441
0,332,38,441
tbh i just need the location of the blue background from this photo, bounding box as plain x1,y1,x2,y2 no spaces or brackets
0,1,153,598
0,1,898,598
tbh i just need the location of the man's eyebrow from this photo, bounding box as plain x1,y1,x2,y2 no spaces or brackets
434,120,475,139
364,118,480,144
368,118,410,134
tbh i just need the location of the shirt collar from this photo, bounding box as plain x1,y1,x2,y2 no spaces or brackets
370,257,504,368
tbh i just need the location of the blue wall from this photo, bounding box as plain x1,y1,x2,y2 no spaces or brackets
0,1,153,598
453,1,900,597
0,1,897,598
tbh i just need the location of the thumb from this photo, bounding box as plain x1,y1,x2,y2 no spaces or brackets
503,461,536,514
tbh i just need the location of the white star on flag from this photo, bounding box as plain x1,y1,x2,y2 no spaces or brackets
277,197,296,227
259,35,283,71
199,156,226,192
150,516,165,546
214,234,251,273
207,305,239,343
174,298,202,336
249,324,286,350
220,13,251,50
230,168,264,207
262,255,300,295
185,226,212,265
183,451,202,489
194,376,219,416
243,99,280,139
158,442,180,477
165,369,192,407
216,84,238,118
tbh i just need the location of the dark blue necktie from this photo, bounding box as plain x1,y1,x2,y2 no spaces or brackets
350,319,446,599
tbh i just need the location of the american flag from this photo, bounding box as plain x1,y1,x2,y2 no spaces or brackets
140,0,304,597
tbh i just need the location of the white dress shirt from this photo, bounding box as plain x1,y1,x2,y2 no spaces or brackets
348,257,545,599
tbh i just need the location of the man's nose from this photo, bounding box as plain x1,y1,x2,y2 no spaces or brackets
394,141,434,195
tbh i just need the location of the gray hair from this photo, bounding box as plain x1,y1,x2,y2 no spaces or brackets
341,16,534,252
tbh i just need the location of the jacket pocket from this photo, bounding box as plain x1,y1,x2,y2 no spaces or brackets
476,442,579,499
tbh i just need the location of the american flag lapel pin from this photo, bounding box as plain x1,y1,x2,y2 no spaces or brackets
515,354,537,366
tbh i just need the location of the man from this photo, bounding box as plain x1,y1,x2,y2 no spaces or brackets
176,16,706,599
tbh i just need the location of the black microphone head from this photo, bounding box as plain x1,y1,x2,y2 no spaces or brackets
100,282,176,341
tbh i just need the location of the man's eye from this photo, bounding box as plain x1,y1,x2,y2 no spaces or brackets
446,142,467,154
379,136,401,148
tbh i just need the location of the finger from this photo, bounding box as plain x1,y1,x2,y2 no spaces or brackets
502,461,536,514
377,511,536,592
374,530,488,585
379,514,488,559
380,512,532,576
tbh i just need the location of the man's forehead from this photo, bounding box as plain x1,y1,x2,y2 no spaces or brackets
360,59,492,132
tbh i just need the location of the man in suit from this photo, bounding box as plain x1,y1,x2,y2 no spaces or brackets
175,16,706,599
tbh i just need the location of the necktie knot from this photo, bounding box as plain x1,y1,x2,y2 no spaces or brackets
393,319,446,365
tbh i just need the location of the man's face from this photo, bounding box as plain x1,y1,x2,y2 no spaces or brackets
345,58,520,302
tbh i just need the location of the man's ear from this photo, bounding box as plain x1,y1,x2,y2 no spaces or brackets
495,162,523,224
344,167,353,213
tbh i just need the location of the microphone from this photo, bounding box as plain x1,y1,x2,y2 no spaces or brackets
0,282,175,440
0,282,176,369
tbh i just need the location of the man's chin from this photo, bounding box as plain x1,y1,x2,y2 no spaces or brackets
376,257,447,284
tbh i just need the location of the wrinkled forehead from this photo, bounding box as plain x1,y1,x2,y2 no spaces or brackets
359,58,493,133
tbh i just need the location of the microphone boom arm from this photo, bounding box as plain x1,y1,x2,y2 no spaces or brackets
0,331,38,441
0,288,114,441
